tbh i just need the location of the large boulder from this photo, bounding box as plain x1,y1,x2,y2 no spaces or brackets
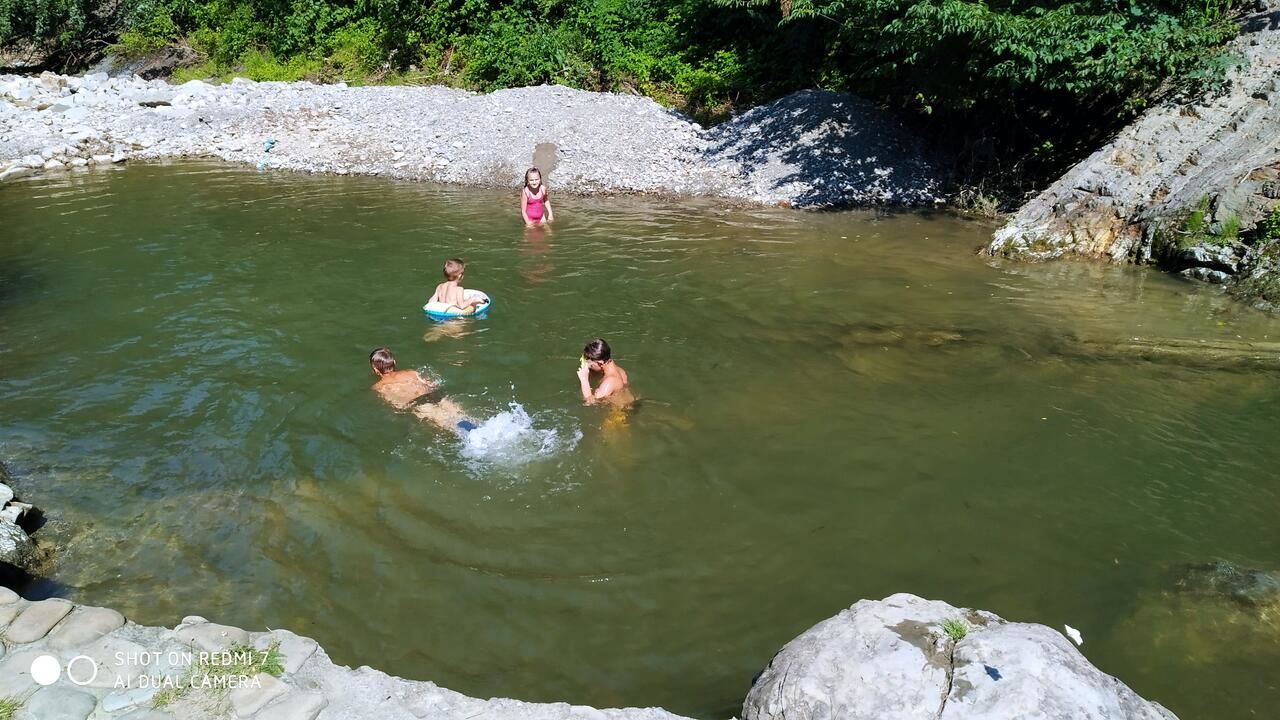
743,593,1177,720
0,519,37,575
86,45,199,80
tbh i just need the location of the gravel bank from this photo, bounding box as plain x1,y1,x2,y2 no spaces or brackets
0,73,946,207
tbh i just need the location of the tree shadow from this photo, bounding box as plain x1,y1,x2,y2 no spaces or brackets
702,89,950,208
1242,8,1280,34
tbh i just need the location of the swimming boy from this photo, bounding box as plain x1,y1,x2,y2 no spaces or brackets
429,258,484,313
575,338,634,405
369,347,477,433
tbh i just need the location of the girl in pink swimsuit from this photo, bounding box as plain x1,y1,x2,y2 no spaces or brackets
521,167,554,226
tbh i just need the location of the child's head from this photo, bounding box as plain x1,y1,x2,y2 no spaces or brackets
583,338,611,369
524,167,544,191
442,258,465,282
370,347,397,376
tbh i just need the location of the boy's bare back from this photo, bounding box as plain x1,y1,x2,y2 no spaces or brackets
431,281,468,309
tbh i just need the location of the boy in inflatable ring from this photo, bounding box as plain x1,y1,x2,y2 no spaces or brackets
370,347,477,434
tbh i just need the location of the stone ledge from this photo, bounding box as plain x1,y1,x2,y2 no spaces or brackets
0,594,1176,720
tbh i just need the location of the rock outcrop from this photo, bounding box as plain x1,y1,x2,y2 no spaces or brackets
743,594,1177,720
0,591,1177,720
985,9,1280,308
0,465,40,580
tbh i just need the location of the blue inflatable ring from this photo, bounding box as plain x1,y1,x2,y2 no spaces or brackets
423,289,491,320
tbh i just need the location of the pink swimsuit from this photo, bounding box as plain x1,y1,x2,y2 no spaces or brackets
524,187,546,221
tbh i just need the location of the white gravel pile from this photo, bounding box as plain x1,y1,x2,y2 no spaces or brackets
0,72,947,207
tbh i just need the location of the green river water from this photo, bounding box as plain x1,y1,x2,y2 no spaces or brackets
1,163,1278,718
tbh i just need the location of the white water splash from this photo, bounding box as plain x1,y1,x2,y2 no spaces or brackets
458,402,580,466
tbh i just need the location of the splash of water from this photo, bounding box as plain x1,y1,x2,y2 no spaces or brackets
458,402,580,466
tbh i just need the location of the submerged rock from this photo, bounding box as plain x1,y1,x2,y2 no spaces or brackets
1173,561,1280,609
743,593,1176,720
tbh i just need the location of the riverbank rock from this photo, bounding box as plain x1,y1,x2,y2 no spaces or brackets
0,464,46,581
743,593,1177,720
984,8,1280,307
0,71,946,208
87,45,200,80
0,520,37,577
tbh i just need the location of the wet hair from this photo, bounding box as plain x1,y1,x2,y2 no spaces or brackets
583,338,611,363
443,258,465,281
369,347,397,375
524,167,547,198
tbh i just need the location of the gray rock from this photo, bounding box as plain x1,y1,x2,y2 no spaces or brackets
6,598,73,643
941,622,1175,719
0,587,19,604
254,690,327,720
4,84,35,101
0,167,31,182
1180,267,1232,284
0,520,38,576
1230,238,1280,309
103,685,159,712
20,686,97,720
254,629,318,674
175,620,250,650
0,603,23,632
0,484,14,506
744,594,958,720
118,711,177,720
0,647,44,697
87,46,199,80
742,593,1176,720
0,507,22,524
70,635,152,688
1177,243,1243,273
230,673,289,717
48,605,126,650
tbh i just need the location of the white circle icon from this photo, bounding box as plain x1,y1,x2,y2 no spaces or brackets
30,655,61,686
66,655,99,686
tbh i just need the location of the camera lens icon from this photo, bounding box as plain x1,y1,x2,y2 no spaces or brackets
30,654,98,686
29,655,60,686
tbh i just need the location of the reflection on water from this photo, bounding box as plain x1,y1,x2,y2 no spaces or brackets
1,163,1279,719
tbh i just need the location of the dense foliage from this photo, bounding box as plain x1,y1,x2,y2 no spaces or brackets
0,0,1249,198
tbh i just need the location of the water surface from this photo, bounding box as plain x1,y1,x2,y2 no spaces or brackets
1,164,1278,718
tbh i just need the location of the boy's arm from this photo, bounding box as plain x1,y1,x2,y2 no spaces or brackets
576,366,595,403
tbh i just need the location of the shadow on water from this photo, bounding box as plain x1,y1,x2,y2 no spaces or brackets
0,258,43,319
